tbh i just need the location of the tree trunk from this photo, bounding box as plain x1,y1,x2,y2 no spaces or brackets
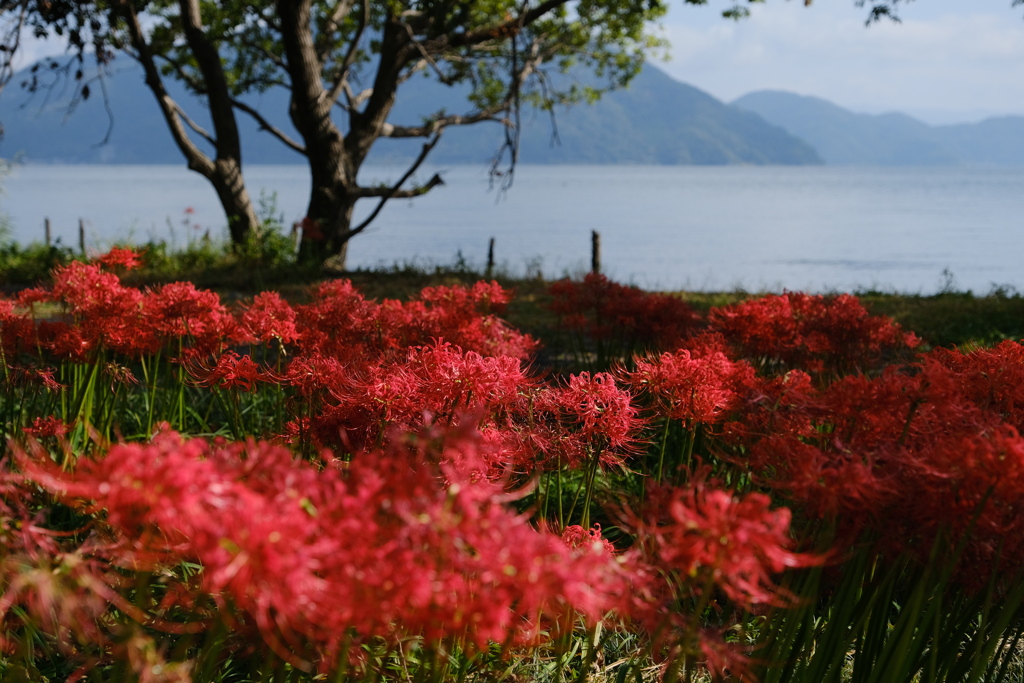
297,175,355,269
115,0,260,247
179,0,259,247
208,159,260,245
278,0,414,271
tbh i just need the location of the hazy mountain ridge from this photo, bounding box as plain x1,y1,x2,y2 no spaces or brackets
733,90,1024,166
0,59,820,166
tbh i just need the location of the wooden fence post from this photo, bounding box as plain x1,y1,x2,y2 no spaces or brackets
79,219,86,256
486,237,495,279
591,230,601,275
44,218,51,247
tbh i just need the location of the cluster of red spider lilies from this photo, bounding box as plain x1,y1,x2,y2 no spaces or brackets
1,249,1022,683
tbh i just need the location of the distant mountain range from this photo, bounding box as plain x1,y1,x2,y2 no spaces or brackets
0,58,817,166
0,57,1021,166
733,91,1024,166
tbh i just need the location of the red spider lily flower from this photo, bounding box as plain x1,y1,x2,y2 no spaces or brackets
3,365,64,392
297,216,323,242
631,479,821,610
708,292,916,376
726,343,1024,580
143,282,235,353
615,476,821,682
188,351,280,392
476,424,537,475
414,282,537,359
398,341,531,417
283,353,349,398
15,286,53,308
37,320,91,363
95,246,144,271
926,341,1024,432
0,549,116,661
561,524,615,555
304,341,535,455
420,280,512,315
295,279,535,362
294,279,380,359
49,261,154,356
238,291,300,346
277,417,314,446
0,303,38,356
22,416,70,438
531,372,646,469
51,261,124,310
721,369,818,448
664,488,816,605
746,434,895,523
629,348,755,424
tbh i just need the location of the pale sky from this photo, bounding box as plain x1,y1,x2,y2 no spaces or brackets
659,0,1024,124
14,1,1024,126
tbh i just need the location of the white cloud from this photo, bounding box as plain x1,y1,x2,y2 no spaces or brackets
10,32,68,71
658,1,1024,123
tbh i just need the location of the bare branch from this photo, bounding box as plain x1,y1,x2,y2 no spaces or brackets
111,0,215,176
326,0,370,106
400,21,456,86
154,54,206,94
488,28,547,192
317,0,354,58
231,96,308,155
380,108,506,138
346,133,444,239
91,71,115,147
396,58,428,86
42,62,118,148
0,2,27,101
340,81,373,110
172,100,217,146
531,67,561,147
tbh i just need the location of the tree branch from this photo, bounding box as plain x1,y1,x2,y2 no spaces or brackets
179,0,244,158
230,96,308,155
111,0,215,177
326,0,370,107
399,20,457,85
345,133,444,239
155,54,207,95
317,0,354,59
170,99,216,146
237,36,288,70
340,82,372,110
448,0,570,49
91,72,115,147
380,108,506,138
0,2,27,100
317,0,354,58
344,16,413,167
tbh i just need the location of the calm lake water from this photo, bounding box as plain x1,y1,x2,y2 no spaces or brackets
3,163,1023,294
